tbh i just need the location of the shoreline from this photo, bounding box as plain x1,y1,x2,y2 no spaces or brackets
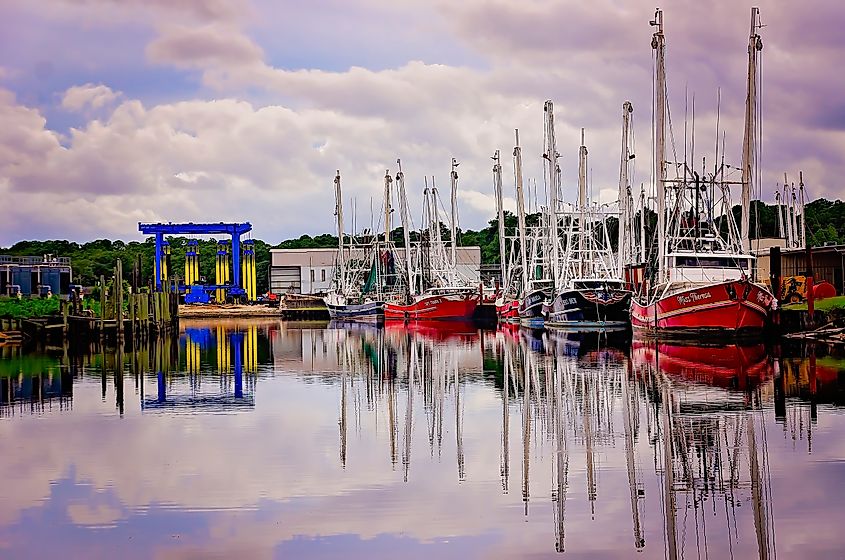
178,304,280,319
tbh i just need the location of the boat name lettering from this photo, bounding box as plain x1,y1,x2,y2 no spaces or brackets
676,291,712,305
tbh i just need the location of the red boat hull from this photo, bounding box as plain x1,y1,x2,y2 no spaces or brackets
631,279,773,335
495,299,520,323
385,292,479,321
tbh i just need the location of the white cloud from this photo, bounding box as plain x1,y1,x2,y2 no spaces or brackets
61,83,121,112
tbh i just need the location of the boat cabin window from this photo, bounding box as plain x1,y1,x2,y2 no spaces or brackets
675,256,750,269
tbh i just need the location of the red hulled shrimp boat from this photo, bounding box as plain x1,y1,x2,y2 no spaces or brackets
630,9,773,337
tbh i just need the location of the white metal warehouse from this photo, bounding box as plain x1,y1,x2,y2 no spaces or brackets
270,247,482,295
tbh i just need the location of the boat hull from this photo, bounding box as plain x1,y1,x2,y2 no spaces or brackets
495,299,520,323
384,292,479,321
631,279,773,337
546,287,631,330
325,300,385,322
518,288,549,328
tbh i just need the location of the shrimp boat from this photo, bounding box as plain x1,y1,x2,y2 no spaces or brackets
489,130,551,326
630,8,773,336
513,130,555,328
544,102,631,330
491,144,524,323
384,160,480,321
325,170,406,322
518,212,554,328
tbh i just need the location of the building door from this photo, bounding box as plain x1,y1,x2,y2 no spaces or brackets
270,266,301,294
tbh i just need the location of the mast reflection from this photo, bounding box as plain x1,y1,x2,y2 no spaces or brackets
633,339,776,560
324,323,833,558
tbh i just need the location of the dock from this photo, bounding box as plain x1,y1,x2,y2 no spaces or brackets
179,304,280,319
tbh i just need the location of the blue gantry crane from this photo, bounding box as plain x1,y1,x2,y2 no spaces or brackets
138,222,253,301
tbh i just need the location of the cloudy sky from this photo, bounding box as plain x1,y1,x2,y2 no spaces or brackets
1,0,842,245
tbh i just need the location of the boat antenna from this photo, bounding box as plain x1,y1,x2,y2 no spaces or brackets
714,87,721,176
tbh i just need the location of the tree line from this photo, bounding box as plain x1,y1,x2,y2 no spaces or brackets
3,198,843,289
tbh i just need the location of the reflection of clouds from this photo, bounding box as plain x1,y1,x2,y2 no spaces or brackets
67,502,124,528
1,329,845,558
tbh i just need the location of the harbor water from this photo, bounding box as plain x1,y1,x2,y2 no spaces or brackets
1,319,843,559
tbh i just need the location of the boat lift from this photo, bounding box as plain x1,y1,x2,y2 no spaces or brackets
138,222,253,300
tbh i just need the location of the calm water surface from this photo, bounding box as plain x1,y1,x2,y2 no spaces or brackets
1,319,844,559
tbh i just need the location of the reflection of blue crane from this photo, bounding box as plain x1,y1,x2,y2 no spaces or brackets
146,329,251,410
138,221,252,298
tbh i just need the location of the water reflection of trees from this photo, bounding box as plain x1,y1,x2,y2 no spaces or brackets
0,321,273,416
0,344,74,416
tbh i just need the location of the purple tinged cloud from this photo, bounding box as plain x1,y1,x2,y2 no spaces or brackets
0,0,843,245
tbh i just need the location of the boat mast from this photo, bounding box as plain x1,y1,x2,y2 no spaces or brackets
432,178,442,258
396,159,415,296
639,185,646,264
494,150,507,288
651,9,667,283
775,188,785,239
514,130,530,296
384,169,393,244
544,100,561,289
334,170,346,292
578,128,588,278
741,6,763,253
450,158,460,270
423,178,433,287
619,102,634,276
788,177,797,249
798,171,806,248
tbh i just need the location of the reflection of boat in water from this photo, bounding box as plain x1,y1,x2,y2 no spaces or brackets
518,326,546,354
634,339,771,393
545,328,630,359
384,319,477,343
327,319,382,333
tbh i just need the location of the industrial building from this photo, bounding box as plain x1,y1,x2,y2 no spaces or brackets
270,246,482,295
0,255,72,297
756,243,845,296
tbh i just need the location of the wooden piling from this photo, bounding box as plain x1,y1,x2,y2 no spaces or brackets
806,245,815,328
770,246,781,326
62,300,68,337
115,259,124,339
